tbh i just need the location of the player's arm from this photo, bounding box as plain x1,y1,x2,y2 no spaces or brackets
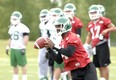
85,32,92,44
54,45,76,57
101,23,116,36
76,28,81,37
47,47,63,64
45,38,76,57
23,33,29,47
47,45,76,63
6,36,11,55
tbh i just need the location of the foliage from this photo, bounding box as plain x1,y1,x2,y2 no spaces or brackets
0,0,116,43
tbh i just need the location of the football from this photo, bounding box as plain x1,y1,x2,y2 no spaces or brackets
34,37,48,49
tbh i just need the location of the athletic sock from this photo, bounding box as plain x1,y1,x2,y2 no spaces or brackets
12,74,18,80
100,77,106,80
22,75,27,80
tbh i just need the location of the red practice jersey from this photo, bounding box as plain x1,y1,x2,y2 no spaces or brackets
70,16,83,34
60,32,91,71
86,17,111,47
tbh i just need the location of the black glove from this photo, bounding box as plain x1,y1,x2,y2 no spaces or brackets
47,48,63,64
6,46,9,55
21,49,25,55
6,49,9,55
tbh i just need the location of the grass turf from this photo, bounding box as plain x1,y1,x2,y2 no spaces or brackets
0,39,116,80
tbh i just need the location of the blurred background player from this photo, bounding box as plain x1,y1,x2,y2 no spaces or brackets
97,4,111,47
48,8,67,80
50,0,62,7
38,9,51,80
38,8,63,80
63,3,83,37
85,5,116,80
84,4,106,58
46,7,64,80
6,11,30,80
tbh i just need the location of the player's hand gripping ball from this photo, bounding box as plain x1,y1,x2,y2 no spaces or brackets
34,37,48,49
45,38,55,49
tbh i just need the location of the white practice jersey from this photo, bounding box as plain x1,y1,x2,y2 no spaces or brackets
39,20,62,47
39,20,57,41
39,21,49,37
8,23,30,49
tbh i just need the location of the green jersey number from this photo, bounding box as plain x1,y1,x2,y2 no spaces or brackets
11,31,19,40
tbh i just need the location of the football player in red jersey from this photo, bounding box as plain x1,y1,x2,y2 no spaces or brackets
85,5,116,80
45,17,98,80
63,3,83,37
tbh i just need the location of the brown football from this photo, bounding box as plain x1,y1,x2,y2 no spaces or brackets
34,37,48,49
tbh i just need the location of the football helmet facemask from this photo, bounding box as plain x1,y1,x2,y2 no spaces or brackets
10,11,22,25
39,9,49,22
53,17,71,35
63,3,76,19
88,5,101,20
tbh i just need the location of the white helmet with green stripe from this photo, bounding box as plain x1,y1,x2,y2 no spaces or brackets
10,11,22,25
88,5,101,20
53,17,71,35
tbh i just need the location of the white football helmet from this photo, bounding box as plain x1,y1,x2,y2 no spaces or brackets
88,5,101,20
63,3,76,19
97,4,106,16
39,9,49,22
49,8,64,22
53,17,71,35
10,11,22,25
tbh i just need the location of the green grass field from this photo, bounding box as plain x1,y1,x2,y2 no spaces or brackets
0,39,116,80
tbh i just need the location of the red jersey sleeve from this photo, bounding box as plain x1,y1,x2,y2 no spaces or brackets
86,21,92,32
101,17,111,27
67,33,80,48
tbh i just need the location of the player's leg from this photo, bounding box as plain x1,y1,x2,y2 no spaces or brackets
12,66,19,80
99,66,109,80
84,62,98,80
16,49,27,80
71,62,98,80
48,57,54,80
10,49,19,80
61,71,71,80
93,42,111,80
38,48,48,80
48,66,54,80
53,61,64,80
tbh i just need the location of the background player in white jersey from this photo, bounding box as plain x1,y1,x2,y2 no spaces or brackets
38,9,50,80
38,8,60,80
6,11,30,80
46,8,64,80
